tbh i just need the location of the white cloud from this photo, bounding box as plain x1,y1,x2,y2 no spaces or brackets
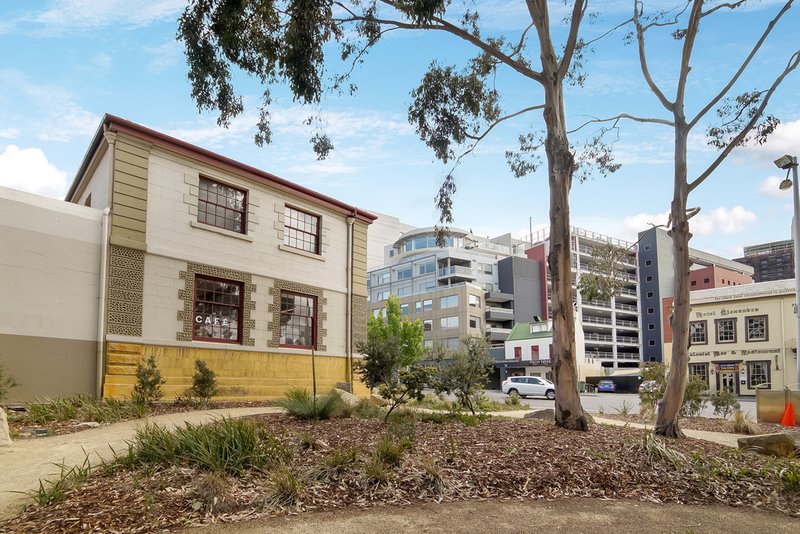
0,145,68,198
0,128,19,139
3,0,185,35
0,70,100,142
758,175,793,198
144,41,183,74
622,206,757,237
741,119,800,163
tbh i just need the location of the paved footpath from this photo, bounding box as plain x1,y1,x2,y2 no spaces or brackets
0,407,281,520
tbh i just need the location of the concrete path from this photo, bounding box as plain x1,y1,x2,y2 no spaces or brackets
0,406,281,520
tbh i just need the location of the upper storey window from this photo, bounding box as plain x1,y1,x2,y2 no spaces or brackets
198,177,247,234
284,206,320,254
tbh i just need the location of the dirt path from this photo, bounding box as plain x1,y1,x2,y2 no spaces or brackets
184,498,800,534
0,407,281,520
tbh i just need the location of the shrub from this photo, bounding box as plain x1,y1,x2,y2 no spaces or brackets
0,359,19,402
313,447,359,481
278,388,346,421
710,390,740,419
505,391,521,406
129,417,291,474
268,467,306,505
731,410,761,435
430,336,494,415
638,363,667,419
28,455,92,506
188,359,218,404
131,356,166,406
681,376,709,417
374,434,409,466
362,457,392,485
191,472,235,513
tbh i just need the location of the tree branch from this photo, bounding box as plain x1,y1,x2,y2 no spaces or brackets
689,50,800,192
568,113,673,134
688,0,794,129
583,15,634,48
701,1,746,17
463,105,544,142
675,0,703,112
633,0,674,112
559,0,588,80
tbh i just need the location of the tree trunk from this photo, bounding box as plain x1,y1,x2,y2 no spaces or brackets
533,0,587,431
656,123,691,438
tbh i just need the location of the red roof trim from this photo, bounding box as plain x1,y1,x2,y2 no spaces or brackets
69,114,376,224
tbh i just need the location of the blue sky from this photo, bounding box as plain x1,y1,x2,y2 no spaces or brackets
0,0,798,260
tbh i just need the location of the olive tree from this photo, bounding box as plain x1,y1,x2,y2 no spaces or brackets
178,0,631,430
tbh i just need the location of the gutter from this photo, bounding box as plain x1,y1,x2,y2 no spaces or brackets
346,216,355,387
96,206,111,398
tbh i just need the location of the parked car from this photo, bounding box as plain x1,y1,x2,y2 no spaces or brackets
502,376,556,400
597,379,616,393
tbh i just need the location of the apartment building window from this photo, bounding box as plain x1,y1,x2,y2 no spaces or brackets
649,340,656,346
645,259,652,266
415,301,422,313
715,318,736,343
691,280,697,286
396,286,412,297
647,324,655,330
689,320,707,345
445,337,459,349
284,206,320,254
440,294,459,309
643,244,651,251
193,276,242,343
423,319,432,332
646,291,654,298
689,363,709,385
703,277,710,284
372,308,385,318
423,339,433,348
198,177,247,234
469,315,481,329
396,267,412,280
400,304,409,316
647,307,654,315
422,299,433,311
418,261,436,275
418,281,436,292
280,291,316,348
440,316,459,329
745,315,768,342
468,294,481,308
376,291,390,302
375,272,390,285
748,361,770,389
480,263,493,274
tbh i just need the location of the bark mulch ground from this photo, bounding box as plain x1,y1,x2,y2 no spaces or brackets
599,413,785,434
2,413,798,534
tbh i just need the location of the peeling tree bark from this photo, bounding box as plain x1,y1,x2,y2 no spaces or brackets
531,0,588,431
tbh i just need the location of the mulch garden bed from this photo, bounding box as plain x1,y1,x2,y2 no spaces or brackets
2,413,798,533
599,413,786,434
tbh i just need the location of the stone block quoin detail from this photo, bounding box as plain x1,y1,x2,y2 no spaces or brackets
177,262,256,346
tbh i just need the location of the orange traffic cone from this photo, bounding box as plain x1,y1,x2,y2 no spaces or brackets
780,401,796,427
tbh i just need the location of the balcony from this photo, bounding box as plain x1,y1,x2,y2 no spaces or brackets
616,335,639,345
586,350,614,359
485,291,514,304
616,353,642,360
616,318,638,329
438,265,477,282
486,326,512,342
583,299,612,309
582,316,612,326
585,333,614,343
486,306,514,321
615,302,638,313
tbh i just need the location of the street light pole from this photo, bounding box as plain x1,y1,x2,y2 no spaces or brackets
776,155,800,389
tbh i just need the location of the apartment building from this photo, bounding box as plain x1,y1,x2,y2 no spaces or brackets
527,227,641,370
638,228,754,363
367,228,542,350
734,239,794,283
2,113,377,401
662,280,798,395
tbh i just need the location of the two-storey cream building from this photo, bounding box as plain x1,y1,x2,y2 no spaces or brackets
58,114,374,400
663,279,799,395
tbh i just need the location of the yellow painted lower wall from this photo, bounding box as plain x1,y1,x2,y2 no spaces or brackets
103,342,369,400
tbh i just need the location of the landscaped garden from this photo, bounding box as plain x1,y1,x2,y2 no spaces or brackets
2,398,799,533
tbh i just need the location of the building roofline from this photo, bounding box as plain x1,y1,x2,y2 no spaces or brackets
66,114,377,224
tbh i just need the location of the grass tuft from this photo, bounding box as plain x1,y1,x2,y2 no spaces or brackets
731,410,761,435
26,455,92,506
639,431,688,469
278,388,346,421
268,467,305,506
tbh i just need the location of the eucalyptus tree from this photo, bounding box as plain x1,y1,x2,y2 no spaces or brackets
627,0,798,437
178,0,632,430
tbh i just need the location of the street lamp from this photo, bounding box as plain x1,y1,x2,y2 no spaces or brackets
775,154,800,389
